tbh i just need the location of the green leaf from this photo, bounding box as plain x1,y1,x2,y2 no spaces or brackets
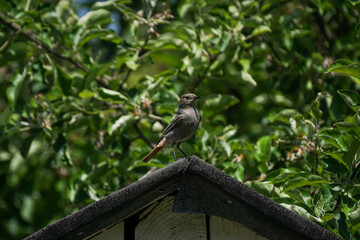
77,29,111,46
345,139,360,168
219,32,231,52
264,168,301,184
326,59,354,72
337,89,360,112
78,9,111,26
84,63,112,89
6,67,28,108
0,107,12,126
247,25,271,39
203,94,239,117
240,71,257,86
255,136,272,162
79,89,95,99
108,115,135,135
178,2,195,18
125,54,139,71
245,181,275,198
20,130,39,159
282,174,328,192
219,139,231,157
310,98,322,120
334,122,360,138
323,152,349,174
91,0,132,10
326,59,360,79
348,0,360,5
55,64,73,96
273,197,314,214
348,207,360,235
280,203,322,223
269,109,299,123
20,195,35,223
319,129,348,151
97,88,128,103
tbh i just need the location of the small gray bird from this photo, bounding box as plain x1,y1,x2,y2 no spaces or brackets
142,93,201,162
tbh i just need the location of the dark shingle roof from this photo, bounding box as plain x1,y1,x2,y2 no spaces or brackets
25,156,342,240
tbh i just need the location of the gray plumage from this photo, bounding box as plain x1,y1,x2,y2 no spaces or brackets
142,93,201,162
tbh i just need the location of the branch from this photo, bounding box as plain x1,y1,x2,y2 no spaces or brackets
0,16,88,72
191,51,220,93
118,104,154,148
307,1,335,48
0,28,19,52
118,32,150,91
310,119,321,196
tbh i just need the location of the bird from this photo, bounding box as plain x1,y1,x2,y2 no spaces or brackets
142,93,201,162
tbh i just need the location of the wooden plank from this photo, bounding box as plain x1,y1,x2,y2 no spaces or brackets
136,196,207,240
87,221,124,240
210,216,268,240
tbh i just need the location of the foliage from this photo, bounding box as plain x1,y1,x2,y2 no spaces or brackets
1,0,360,239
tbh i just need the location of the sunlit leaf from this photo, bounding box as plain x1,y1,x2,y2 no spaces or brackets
125,54,139,70
280,203,322,223
245,181,275,198
327,59,360,79
282,174,328,192
345,139,360,167
337,89,360,112
79,89,95,99
247,25,271,39
97,88,128,103
108,115,135,135
264,168,301,184
77,29,111,46
219,139,231,157
319,128,348,151
78,9,111,26
348,207,360,235
255,136,272,162
240,71,257,86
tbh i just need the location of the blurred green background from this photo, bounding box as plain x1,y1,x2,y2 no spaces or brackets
1,0,360,239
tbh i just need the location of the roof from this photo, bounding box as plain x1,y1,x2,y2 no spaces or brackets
25,156,342,240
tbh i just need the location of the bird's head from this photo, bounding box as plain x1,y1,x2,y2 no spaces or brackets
179,93,200,108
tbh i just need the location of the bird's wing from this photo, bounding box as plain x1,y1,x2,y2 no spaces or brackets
157,113,185,142
163,113,185,134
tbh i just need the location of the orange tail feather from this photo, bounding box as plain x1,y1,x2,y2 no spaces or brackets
142,137,166,162
142,145,164,162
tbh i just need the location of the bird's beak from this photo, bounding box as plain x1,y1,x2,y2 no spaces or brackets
195,96,200,100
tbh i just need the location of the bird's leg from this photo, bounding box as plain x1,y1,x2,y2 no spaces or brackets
176,142,190,159
171,142,178,161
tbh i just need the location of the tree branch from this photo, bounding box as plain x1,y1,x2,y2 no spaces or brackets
117,104,154,148
118,32,150,91
0,16,88,72
0,28,19,52
191,51,220,93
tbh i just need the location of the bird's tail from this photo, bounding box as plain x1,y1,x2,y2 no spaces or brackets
142,137,166,162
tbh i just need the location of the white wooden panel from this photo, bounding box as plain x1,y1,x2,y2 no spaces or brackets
88,221,124,240
136,196,207,240
210,216,268,240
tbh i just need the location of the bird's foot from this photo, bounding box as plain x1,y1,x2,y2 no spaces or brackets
186,155,191,160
